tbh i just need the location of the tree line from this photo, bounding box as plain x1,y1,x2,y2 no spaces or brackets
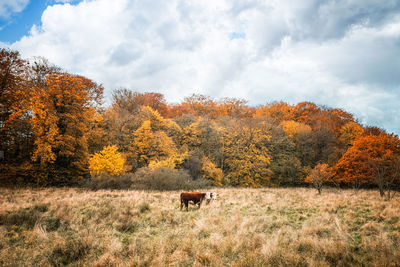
1,48,399,196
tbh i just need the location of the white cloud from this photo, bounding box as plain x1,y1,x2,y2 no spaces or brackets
10,0,400,134
0,0,29,19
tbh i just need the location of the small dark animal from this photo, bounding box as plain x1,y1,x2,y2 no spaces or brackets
180,192,208,211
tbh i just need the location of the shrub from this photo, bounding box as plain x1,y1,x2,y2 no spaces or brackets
84,173,133,190
131,167,211,191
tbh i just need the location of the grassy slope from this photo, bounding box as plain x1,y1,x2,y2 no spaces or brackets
0,187,399,266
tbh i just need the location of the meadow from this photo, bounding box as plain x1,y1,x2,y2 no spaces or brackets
1,187,400,266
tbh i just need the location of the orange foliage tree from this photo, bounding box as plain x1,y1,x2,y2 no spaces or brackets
254,101,294,122
0,49,27,125
305,163,332,194
333,133,400,187
279,120,312,138
328,108,355,135
0,49,37,182
167,94,251,119
293,102,320,125
216,98,251,118
29,73,103,183
112,89,168,117
180,94,216,117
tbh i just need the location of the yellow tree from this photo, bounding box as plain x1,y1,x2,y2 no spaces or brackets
182,120,202,147
137,105,168,131
339,122,364,146
131,120,177,168
87,112,107,154
131,120,153,167
136,105,182,144
148,151,187,169
201,156,223,186
89,145,125,176
100,105,182,171
279,120,312,138
223,119,272,187
149,131,177,163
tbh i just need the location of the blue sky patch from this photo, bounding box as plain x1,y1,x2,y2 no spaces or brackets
0,0,82,44
229,32,246,40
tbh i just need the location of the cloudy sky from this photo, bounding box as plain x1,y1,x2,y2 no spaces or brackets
1,0,400,134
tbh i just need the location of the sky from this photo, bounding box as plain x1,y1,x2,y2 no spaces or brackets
1,0,400,134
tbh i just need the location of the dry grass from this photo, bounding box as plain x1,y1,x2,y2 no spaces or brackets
0,187,399,266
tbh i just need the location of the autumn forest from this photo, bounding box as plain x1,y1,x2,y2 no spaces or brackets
1,48,400,196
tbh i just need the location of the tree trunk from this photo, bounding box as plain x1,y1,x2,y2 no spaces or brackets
379,188,385,197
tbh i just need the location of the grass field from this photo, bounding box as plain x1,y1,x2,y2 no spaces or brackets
1,187,400,266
